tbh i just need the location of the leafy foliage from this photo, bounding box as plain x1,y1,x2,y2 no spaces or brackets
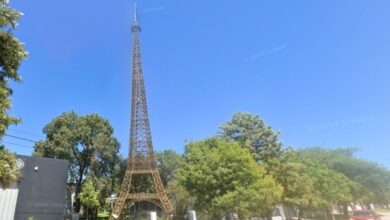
79,180,100,219
34,111,120,212
111,155,126,193
305,162,352,209
166,180,194,220
156,150,193,218
267,149,354,220
219,112,282,163
79,180,100,208
297,148,390,205
157,150,183,186
0,0,27,137
177,138,282,218
212,175,283,219
267,152,315,208
0,146,19,188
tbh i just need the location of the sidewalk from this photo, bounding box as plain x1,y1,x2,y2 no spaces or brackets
377,212,390,220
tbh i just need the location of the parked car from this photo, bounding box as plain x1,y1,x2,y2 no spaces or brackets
351,210,381,220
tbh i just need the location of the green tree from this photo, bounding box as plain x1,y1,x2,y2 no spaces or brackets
297,147,390,220
79,180,100,219
111,155,126,194
157,150,183,186
0,0,28,137
219,112,282,163
212,175,282,220
156,150,195,219
166,180,195,220
0,146,19,188
306,163,351,210
267,149,356,220
0,0,27,184
266,152,315,214
177,138,282,219
34,111,120,213
298,148,390,205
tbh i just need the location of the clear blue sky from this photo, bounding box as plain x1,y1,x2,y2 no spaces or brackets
5,0,390,167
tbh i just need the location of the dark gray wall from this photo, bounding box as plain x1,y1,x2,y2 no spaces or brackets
14,155,69,220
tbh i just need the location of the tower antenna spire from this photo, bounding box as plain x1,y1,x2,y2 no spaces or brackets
131,1,141,32
133,2,137,23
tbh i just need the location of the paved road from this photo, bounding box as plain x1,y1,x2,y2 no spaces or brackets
378,212,390,220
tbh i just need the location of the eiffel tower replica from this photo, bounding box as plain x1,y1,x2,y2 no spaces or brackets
110,5,173,219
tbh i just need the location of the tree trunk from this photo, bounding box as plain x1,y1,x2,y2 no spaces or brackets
266,209,274,220
328,207,335,220
74,167,84,213
93,207,98,220
74,185,81,213
86,206,97,220
297,209,303,220
342,202,349,220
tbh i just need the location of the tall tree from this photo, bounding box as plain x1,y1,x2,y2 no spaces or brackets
0,0,26,188
219,112,282,163
34,111,120,213
177,138,282,219
0,0,28,137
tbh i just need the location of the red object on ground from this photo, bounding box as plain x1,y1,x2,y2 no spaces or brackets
351,210,382,220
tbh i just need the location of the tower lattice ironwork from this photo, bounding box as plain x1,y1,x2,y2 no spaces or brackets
110,5,173,219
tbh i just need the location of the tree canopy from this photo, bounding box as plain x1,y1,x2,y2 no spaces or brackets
0,0,26,189
0,146,19,188
266,152,315,209
177,138,282,219
297,147,390,205
157,149,183,186
266,149,355,220
0,0,28,137
34,111,120,212
219,112,282,163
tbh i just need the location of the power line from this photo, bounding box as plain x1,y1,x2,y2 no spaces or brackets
1,141,34,149
4,134,37,143
8,128,44,138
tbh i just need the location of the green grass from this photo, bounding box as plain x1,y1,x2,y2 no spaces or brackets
97,211,110,217
374,208,390,212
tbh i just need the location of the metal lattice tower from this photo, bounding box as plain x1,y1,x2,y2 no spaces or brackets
110,5,173,219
